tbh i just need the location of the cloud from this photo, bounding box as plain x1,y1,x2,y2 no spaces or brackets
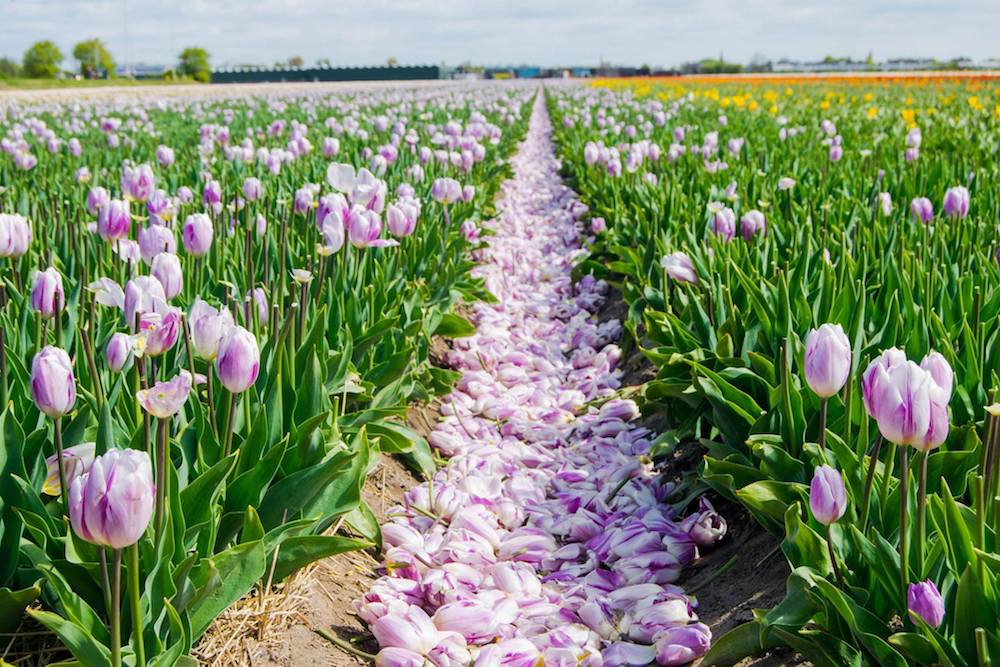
0,0,996,69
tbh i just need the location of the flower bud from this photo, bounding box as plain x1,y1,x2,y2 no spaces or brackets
69,448,154,549
31,346,76,418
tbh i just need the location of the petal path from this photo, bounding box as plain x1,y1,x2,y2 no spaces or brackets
353,91,722,667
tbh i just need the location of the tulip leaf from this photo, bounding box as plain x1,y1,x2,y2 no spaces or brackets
27,609,112,667
188,540,266,639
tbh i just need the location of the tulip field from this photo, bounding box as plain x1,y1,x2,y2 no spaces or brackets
1,73,1000,667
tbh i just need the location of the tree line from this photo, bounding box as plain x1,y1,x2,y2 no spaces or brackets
0,40,211,82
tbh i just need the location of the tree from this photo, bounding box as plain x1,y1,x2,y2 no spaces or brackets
23,40,64,78
387,56,399,67
288,55,304,67
0,57,21,78
178,47,211,82
73,38,115,78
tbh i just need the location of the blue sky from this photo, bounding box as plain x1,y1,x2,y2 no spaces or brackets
1,0,997,69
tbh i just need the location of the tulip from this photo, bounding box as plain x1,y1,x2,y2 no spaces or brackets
810,464,847,586
138,307,181,356
431,177,463,205
868,360,935,447
156,144,175,167
43,442,96,497
739,210,766,241
328,163,357,193
348,207,386,248
31,346,76,419
804,324,851,399
943,185,970,219
0,213,32,258
294,187,314,214
182,213,214,256
202,179,222,206
653,623,712,665
242,177,263,202
215,326,260,393
777,177,795,191
375,648,425,667
30,267,65,319
151,252,183,299
122,163,155,202
919,351,953,401
320,214,346,254
138,224,177,264
591,217,607,234
69,447,153,548
805,323,850,457
709,204,735,241
661,252,698,285
97,199,131,241
679,497,727,547
69,447,154,667
810,465,846,525
907,580,945,628
910,197,933,224
878,192,892,216
137,369,192,419
106,332,132,372
124,276,166,329
86,186,110,215
189,298,234,360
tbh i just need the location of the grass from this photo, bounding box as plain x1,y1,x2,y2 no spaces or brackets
0,77,203,90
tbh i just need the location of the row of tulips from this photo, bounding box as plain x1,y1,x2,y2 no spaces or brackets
550,79,1000,665
0,84,533,665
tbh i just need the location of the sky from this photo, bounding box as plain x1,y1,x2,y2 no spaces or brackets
1,0,998,70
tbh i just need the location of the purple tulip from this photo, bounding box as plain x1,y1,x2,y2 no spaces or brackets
372,605,442,655
86,186,110,215
251,288,268,324
861,348,907,418
709,205,736,241
124,275,166,329
591,217,607,234
460,220,479,242
177,186,194,205
878,192,892,216
242,177,263,202
30,267,65,319
0,213,32,258
653,623,712,665
31,346,76,418
43,442,95,497
320,214,346,254
182,213,214,256
122,163,155,202
907,580,945,628
809,465,847,525
293,187,313,214
778,177,796,191
679,498,727,547
375,648,425,667
386,202,417,238
919,352,953,401
139,307,181,356
804,324,851,398
156,145,175,168
431,177,463,205
138,224,177,264
106,332,131,372
348,207,385,249
739,210,766,241
215,326,260,393
202,180,222,206
910,197,934,224
137,370,192,418
943,186,970,219
97,199,131,241
189,298,234,360
69,448,154,549
867,360,935,446
462,185,476,203
829,145,843,162
151,252,183,299
660,252,698,284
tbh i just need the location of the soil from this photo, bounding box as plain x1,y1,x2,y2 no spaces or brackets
254,449,421,667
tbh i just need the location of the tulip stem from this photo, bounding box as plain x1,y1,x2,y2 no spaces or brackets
222,391,236,459
899,445,910,608
916,452,928,577
860,435,883,532
818,398,829,462
54,417,68,511
110,548,122,667
128,543,145,667
154,418,168,539
315,628,376,661
826,524,845,588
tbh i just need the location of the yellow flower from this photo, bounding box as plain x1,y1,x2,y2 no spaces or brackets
867,107,878,119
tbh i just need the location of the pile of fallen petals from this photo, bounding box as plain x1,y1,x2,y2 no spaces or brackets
354,93,726,667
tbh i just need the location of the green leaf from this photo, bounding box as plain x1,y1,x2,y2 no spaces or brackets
27,609,112,667
432,312,477,338
269,535,372,582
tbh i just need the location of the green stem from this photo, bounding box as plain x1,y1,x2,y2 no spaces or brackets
54,417,68,511
154,418,168,539
222,390,236,458
110,549,122,667
827,524,845,587
916,451,928,578
899,445,910,609
128,543,145,667
860,434,883,532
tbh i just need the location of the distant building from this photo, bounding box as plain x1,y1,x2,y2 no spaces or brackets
211,64,441,84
